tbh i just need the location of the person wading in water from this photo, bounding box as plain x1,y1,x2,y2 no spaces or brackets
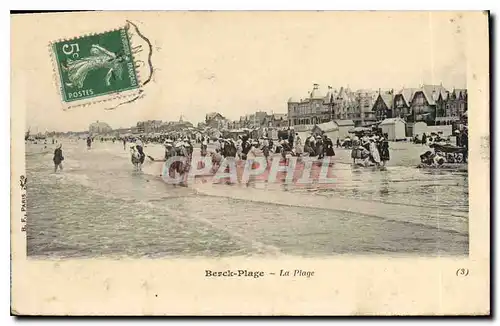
53,143,64,172
134,137,146,165
86,136,92,149
378,136,390,167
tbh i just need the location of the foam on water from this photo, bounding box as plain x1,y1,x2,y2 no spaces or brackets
193,183,467,234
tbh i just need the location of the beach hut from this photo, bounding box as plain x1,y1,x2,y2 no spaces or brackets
333,120,355,139
413,121,427,137
379,118,406,141
312,121,339,140
348,126,371,135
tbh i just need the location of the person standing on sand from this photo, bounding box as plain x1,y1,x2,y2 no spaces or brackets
53,144,64,172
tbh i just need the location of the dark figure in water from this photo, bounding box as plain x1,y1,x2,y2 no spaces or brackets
378,138,390,167
135,138,146,164
86,137,92,149
164,142,176,161
53,144,64,172
122,138,127,150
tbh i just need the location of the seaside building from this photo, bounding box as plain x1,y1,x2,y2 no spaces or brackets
89,120,112,134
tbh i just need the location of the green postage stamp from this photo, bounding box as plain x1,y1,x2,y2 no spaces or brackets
50,22,153,109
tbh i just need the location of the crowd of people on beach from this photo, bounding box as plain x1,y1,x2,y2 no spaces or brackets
194,131,338,171
26,122,470,174
350,134,390,168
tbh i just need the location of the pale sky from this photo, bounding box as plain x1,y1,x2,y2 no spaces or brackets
12,11,468,132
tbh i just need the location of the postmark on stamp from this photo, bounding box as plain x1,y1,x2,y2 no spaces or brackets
50,21,153,110
53,28,139,102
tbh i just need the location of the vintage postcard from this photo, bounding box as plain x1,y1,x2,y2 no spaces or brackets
11,11,490,316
